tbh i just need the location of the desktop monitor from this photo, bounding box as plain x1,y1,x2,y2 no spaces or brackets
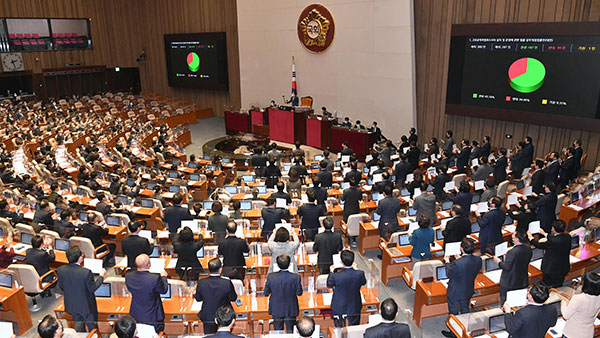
94,283,112,298
222,158,231,163
126,178,136,187
118,196,129,205
436,229,444,241
196,247,205,258
169,185,181,193
224,186,238,194
0,273,12,288
488,314,506,334
471,222,480,233
373,212,381,221
485,257,500,272
76,187,86,196
408,207,417,217
54,238,70,251
372,192,380,201
596,227,600,241
203,201,214,210
240,201,252,211
436,266,448,281
141,199,154,208
173,159,181,166
515,180,525,190
106,216,121,226
169,171,178,178
314,155,323,161
571,191,580,204
60,182,70,191
189,174,200,181
147,182,157,190
242,175,254,183
79,211,88,222
207,164,216,171
472,194,481,204
256,185,267,194
398,234,410,246
503,215,514,226
55,206,64,216
442,201,453,211
150,246,160,258
571,235,580,249
204,155,211,161
311,162,319,170
20,232,33,245
531,248,544,261
188,161,197,169
400,188,410,197
283,164,292,172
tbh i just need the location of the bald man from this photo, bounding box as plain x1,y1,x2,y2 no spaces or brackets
125,254,169,332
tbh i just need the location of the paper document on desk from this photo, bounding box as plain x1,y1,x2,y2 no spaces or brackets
322,293,333,306
438,211,450,218
570,255,581,263
88,199,99,207
503,225,516,233
570,205,583,211
191,300,203,312
530,259,542,270
430,242,442,251
131,207,141,213
484,270,502,284
149,258,165,273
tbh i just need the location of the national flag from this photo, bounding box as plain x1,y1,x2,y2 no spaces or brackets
291,56,297,94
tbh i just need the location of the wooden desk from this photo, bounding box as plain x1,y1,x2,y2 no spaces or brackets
224,111,250,135
359,222,381,254
0,286,33,335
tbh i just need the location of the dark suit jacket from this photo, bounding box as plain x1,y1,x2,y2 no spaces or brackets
456,147,471,171
0,209,24,225
406,147,421,170
82,223,109,248
531,233,571,277
205,332,243,338
560,156,577,183
263,271,303,318
125,270,168,324
298,203,326,230
341,186,362,220
271,191,292,204
96,201,112,216
493,156,508,184
173,239,204,270
446,254,482,301
508,209,536,233
53,219,76,238
535,193,557,232
208,213,229,234
341,147,354,155
121,234,153,269
163,205,193,233
316,169,333,188
56,263,104,316
218,236,249,268
448,192,473,215
478,208,505,248
431,173,451,197
376,196,401,235
504,303,557,338
33,209,53,226
327,268,366,316
530,169,546,194
313,231,343,266
481,142,491,158
195,275,237,322
25,248,55,281
364,322,411,338
544,160,560,185
574,146,583,172
442,215,471,246
393,161,411,186
261,207,290,236
511,149,527,177
344,170,362,184
308,186,328,206
499,244,532,290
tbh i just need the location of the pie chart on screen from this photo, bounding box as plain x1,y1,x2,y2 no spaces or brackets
508,57,545,93
187,52,200,72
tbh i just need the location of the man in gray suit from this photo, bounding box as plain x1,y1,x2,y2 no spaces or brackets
412,181,437,223
471,156,492,182
375,185,401,241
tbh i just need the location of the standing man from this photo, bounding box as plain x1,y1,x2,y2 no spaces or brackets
163,193,193,233
121,221,153,270
454,139,471,174
493,148,508,185
125,254,169,332
364,298,411,338
442,130,454,154
261,196,290,239
195,258,237,334
341,178,362,223
529,220,571,287
218,221,250,280
441,205,471,248
297,190,326,241
313,216,343,274
263,254,303,332
327,250,366,327
493,230,532,305
544,152,560,185
476,197,505,255
376,186,401,241
316,160,333,188
503,282,557,338
25,234,56,287
412,181,438,224
529,160,546,194
393,154,411,188
57,246,107,332
534,183,558,233
444,239,482,315
82,212,115,267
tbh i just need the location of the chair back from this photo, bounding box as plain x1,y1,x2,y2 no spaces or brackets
411,260,443,289
16,223,35,235
347,213,368,237
316,274,328,290
232,279,245,295
252,200,267,209
496,180,510,198
105,276,127,295
556,193,566,216
452,174,467,188
0,218,13,234
8,264,43,293
69,236,96,258
40,229,60,239
581,153,588,170
300,96,313,108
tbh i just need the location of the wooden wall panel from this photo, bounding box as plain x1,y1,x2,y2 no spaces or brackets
414,0,600,170
0,0,241,117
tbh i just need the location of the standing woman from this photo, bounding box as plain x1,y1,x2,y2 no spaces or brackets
173,227,204,280
267,227,300,274
561,272,600,338
408,216,434,267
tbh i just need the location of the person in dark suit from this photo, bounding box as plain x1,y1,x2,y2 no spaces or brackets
207,305,243,337
25,234,55,286
508,199,537,233
250,147,268,177
327,250,366,326
54,209,76,238
529,220,571,288
57,246,106,332
82,212,115,267
503,282,557,338
296,316,316,337
364,298,411,338
573,139,583,173
287,92,299,107
308,176,327,206
340,141,353,155
316,160,333,188
408,127,418,145
218,221,250,280
163,193,193,233
493,148,509,185
95,192,112,216
376,186,401,241
271,181,292,205
560,147,577,188
469,140,482,161
524,136,534,164
406,142,421,171
173,226,204,280
343,162,362,184
208,201,229,238
0,199,24,225
313,216,343,274
412,181,438,224
454,139,471,174
125,254,169,332
121,221,153,270
263,254,303,332
529,160,546,195
341,178,361,222
33,199,54,228
544,152,560,185
444,239,482,316
445,181,473,215
261,197,290,239
476,197,505,255
194,258,237,334
393,154,411,188
431,166,451,199
442,130,454,154
298,190,326,241
493,230,532,305
509,142,528,179
534,183,558,233
481,136,491,158
442,205,471,248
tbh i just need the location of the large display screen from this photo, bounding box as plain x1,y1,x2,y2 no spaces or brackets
164,32,229,90
446,23,600,130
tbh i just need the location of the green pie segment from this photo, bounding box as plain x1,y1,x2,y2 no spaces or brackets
187,52,200,72
508,57,545,93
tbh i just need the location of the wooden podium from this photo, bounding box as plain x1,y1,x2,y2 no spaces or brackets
306,116,332,149
268,108,311,144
